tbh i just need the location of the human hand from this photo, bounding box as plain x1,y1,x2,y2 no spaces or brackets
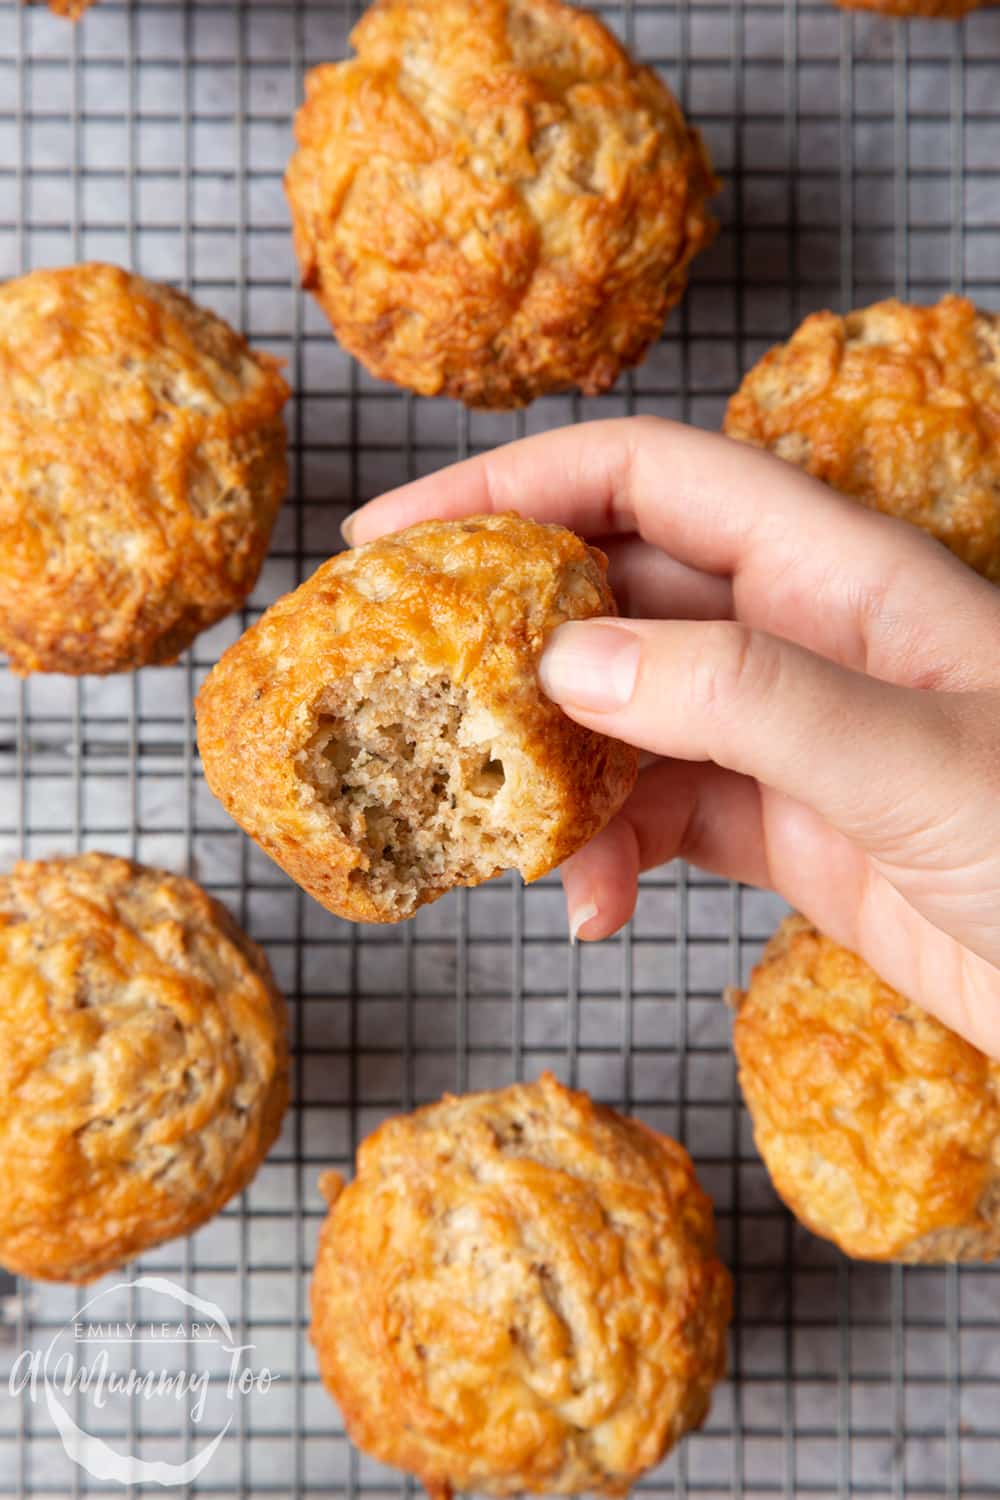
343,417,1000,1058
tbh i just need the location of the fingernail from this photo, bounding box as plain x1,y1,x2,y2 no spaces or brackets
539,622,641,712
340,510,359,546
569,900,599,943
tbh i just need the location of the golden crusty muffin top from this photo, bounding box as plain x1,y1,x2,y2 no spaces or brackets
733,916,1000,1264
196,514,638,924
0,853,289,1282
0,263,289,675
724,296,1000,582
285,0,717,408
311,1073,732,1498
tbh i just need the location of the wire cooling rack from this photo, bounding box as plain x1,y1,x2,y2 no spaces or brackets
1,0,1000,1495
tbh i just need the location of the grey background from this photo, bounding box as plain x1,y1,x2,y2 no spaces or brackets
0,0,999,1495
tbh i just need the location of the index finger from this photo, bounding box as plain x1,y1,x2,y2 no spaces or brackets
344,416,1000,689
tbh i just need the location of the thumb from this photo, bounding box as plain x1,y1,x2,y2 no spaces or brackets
537,617,971,859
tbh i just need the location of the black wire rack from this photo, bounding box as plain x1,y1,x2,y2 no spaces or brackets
1,0,999,1495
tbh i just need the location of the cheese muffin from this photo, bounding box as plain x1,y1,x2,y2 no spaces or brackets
285,0,717,408
0,853,289,1282
0,263,289,675
39,0,96,16
834,0,992,16
196,514,639,923
733,916,1000,1263
311,1074,731,1497
724,296,1000,582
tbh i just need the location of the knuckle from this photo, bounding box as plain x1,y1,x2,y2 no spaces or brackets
625,412,665,444
690,621,779,717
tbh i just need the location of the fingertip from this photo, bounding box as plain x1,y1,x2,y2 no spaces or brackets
337,488,451,548
560,816,640,943
568,900,600,943
341,500,395,547
538,620,641,713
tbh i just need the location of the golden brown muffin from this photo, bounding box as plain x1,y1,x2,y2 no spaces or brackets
38,0,96,16
0,263,290,676
311,1073,731,1498
732,916,1000,1264
724,296,1000,582
0,852,289,1283
196,514,639,924
835,0,991,15
285,0,717,409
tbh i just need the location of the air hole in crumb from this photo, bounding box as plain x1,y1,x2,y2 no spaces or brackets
478,758,505,795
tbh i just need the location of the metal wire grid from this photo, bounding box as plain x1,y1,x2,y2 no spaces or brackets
0,0,999,1494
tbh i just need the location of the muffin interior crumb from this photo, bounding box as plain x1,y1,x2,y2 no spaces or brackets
299,665,524,915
